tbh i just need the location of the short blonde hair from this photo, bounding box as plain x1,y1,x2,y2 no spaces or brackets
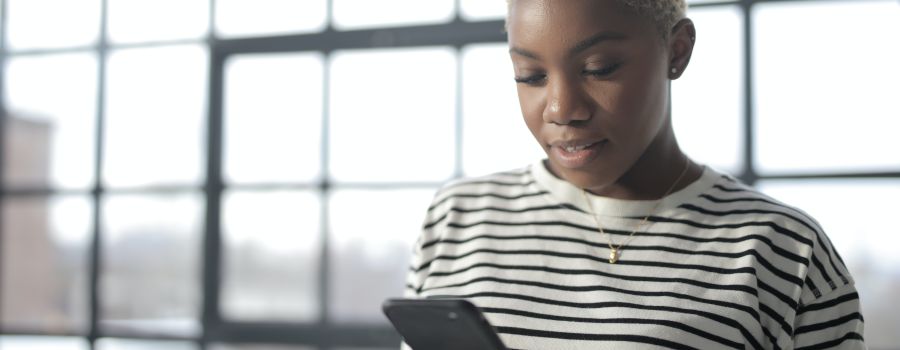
618,0,688,38
506,0,688,38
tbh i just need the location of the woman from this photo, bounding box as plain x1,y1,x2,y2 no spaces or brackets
404,0,865,349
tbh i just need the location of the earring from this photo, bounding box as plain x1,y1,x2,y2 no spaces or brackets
671,67,678,74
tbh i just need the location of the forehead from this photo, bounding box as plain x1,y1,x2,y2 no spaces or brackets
507,0,654,49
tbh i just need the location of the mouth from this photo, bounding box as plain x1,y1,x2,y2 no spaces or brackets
549,139,608,169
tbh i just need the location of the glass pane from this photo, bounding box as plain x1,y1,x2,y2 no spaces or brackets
1,196,92,333
461,44,544,176
328,188,435,323
332,0,454,30
107,0,208,44
329,47,456,183
672,5,743,175
100,193,202,337
224,53,323,184
757,179,900,348
103,45,207,188
753,1,900,174
96,338,198,350
6,0,100,50
0,336,89,350
689,0,737,3
220,190,321,322
4,53,97,189
209,344,315,350
215,0,326,38
459,0,506,21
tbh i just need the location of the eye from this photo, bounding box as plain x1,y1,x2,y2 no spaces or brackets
514,74,547,86
583,63,622,78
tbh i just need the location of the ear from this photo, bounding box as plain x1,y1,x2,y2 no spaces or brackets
668,18,696,80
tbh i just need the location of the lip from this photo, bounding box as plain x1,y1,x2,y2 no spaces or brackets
549,139,608,169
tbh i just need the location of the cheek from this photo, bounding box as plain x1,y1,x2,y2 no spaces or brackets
596,67,668,139
517,87,547,146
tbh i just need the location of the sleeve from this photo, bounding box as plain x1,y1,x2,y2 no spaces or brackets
403,234,426,299
792,225,866,350
404,182,456,299
793,283,865,349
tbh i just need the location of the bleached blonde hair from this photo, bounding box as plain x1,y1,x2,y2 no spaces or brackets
507,0,688,38
618,0,688,37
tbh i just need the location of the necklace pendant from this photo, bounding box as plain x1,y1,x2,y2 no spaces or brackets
609,248,619,264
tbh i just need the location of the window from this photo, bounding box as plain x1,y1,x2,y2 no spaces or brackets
214,0,327,38
327,189,435,323
0,336,89,350
752,0,900,174
1,196,92,332
220,190,321,322
328,47,457,183
2,0,898,349
461,43,544,176
106,0,208,44
4,52,97,188
6,0,101,50
223,53,324,184
671,5,744,174
331,0,454,30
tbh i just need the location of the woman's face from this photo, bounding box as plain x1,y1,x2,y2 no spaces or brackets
508,0,674,191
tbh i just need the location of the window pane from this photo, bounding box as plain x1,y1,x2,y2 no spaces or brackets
4,53,97,189
753,1,900,174
328,188,435,323
96,338,198,350
461,44,543,176
100,193,202,337
459,0,506,21
103,45,207,188
221,190,321,322
672,5,743,175
0,336,89,350
332,0,454,30
1,196,92,333
329,48,456,183
107,0,208,44
209,344,315,350
757,179,900,348
215,0,326,38
6,0,100,50
224,53,323,184
688,0,737,3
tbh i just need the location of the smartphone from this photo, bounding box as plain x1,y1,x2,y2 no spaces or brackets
382,298,508,350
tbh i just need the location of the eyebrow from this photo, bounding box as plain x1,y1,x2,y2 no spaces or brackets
509,31,627,60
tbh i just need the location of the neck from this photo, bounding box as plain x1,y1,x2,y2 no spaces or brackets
584,120,703,200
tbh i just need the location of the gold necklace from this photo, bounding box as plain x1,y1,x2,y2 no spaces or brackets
580,157,691,264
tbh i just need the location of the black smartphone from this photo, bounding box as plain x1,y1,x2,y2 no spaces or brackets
382,298,508,350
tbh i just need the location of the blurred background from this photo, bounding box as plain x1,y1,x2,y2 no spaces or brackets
0,0,898,349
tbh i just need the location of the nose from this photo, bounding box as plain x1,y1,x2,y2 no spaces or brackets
542,75,592,125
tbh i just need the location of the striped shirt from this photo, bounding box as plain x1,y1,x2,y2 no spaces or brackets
405,160,865,350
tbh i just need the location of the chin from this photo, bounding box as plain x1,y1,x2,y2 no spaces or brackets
547,159,623,191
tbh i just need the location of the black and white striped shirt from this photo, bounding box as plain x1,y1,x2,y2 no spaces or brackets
405,161,865,350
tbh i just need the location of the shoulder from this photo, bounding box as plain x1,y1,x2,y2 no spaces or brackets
427,165,539,213
419,165,547,237
689,168,826,244
686,167,854,299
